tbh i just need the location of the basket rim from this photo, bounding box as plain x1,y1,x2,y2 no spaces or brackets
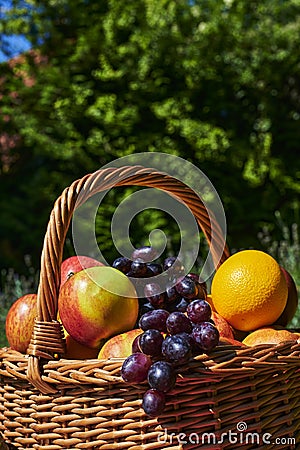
1,338,300,389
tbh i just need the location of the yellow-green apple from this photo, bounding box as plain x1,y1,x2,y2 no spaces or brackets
58,315,99,359
5,293,37,353
58,266,138,349
98,328,143,359
211,311,235,340
60,255,104,287
275,267,298,327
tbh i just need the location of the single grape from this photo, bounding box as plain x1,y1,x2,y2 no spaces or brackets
132,334,141,353
137,302,155,320
129,259,148,277
142,389,166,417
163,256,185,280
147,262,163,276
192,322,220,353
144,282,161,298
165,297,189,313
144,267,155,278
176,331,194,346
121,353,152,383
187,273,207,290
187,299,212,324
139,309,169,333
166,311,193,335
139,329,164,356
186,272,199,282
131,246,158,262
177,332,203,356
144,282,166,308
162,334,192,365
163,256,177,271
165,284,181,304
112,256,132,274
175,276,198,300
147,361,176,393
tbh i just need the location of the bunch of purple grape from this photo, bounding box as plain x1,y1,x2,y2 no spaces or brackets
115,246,219,417
112,245,207,322
121,303,219,417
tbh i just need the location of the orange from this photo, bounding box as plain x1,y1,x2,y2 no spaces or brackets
211,250,288,331
243,327,299,346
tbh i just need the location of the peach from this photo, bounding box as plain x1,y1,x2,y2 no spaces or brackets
242,327,299,346
211,311,235,340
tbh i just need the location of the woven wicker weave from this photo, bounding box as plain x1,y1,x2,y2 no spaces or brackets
0,165,299,449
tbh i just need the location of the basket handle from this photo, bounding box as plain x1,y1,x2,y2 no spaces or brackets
26,165,230,393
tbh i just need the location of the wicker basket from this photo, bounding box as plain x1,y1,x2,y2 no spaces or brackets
0,165,300,450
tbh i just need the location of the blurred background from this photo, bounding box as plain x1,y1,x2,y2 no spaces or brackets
0,0,299,343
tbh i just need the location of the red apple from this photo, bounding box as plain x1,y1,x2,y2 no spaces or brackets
5,293,37,353
211,311,235,340
58,266,138,349
275,267,298,326
60,255,104,287
98,328,143,359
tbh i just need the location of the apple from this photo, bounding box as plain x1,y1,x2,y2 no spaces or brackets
98,328,143,359
65,334,99,359
211,311,235,340
60,255,104,287
275,267,298,326
5,293,37,353
58,266,138,349
57,315,99,359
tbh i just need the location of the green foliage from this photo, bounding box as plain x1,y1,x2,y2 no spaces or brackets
0,0,300,274
259,210,300,328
